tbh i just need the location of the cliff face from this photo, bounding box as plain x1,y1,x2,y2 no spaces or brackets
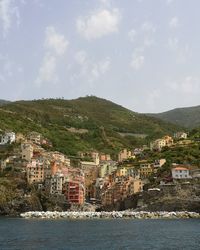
0,177,43,216
1,176,200,215
137,182,200,212
101,181,200,213
0,176,93,216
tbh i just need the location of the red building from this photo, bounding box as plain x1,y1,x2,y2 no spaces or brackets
65,181,85,205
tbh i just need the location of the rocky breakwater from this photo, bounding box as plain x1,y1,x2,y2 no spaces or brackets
20,211,200,219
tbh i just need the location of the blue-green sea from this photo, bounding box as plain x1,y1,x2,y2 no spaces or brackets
0,218,199,249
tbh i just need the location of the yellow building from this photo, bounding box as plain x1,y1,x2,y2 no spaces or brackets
16,133,25,143
118,149,134,162
150,136,173,151
139,164,153,179
116,167,128,177
129,179,143,194
26,159,44,184
163,136,173,147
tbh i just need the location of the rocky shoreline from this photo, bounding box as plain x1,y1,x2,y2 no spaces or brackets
20,211,200,219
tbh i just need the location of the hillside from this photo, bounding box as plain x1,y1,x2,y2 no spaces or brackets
146,105,200,129
0,100,10,106
0,96,180,155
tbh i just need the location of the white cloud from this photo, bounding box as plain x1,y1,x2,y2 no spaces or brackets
17,65,24,73
35,26,68,86
129,22,155,70
35,55,58,86
141,21,156,33
177,44,190,64
130,50,144,70
166,0,174,4
0,54,24,85
181,76,200,94
45,26,69,56
33,0,44,7
146,89,161,110
74,51,111,82
167,76,200,94
0,73,5,83
4,59,13,76
76,8,121,40
168,37,179,50
99,0,111,6
144,37,155,47
167,38,190,64
75,50,88,65
89,57,111,81
0,0,20,36
140,21,156,48
169,16,179,29
128,29,137,42
98,57,111,74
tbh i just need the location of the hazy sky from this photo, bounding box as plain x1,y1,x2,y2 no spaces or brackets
0,0,200,113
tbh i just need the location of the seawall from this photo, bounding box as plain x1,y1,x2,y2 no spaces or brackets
20,211,200,219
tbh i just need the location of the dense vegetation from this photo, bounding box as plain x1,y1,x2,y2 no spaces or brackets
146,105,200,128
0,96,181,156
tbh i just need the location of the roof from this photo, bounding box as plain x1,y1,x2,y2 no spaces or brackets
81,161,97,166
172,167,188,171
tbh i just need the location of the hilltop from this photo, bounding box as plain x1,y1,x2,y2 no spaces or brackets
0,96,180,155
146,105,200,129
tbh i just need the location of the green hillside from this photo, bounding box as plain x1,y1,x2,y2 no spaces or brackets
146,105,200,129
0,96,181,156
0,100,10,106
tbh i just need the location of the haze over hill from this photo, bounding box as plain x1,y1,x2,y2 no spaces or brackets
146,105,200,129
0,96,180,155
0,100,10,106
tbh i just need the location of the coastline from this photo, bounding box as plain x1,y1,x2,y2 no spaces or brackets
20,211,200,219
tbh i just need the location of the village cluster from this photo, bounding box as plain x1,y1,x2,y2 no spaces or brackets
0,130,200,207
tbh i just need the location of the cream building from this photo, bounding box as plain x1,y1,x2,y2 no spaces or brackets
21,143,33,161
118,149,134,162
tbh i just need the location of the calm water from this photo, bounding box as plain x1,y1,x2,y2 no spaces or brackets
0,218,200,250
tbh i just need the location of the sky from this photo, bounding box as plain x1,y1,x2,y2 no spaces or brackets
0,0,200,113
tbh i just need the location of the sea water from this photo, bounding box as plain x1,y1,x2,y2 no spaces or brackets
0,218,199,249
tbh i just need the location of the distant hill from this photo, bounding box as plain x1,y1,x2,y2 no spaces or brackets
0,96,180,155
0,100,10,106
146,105,200,129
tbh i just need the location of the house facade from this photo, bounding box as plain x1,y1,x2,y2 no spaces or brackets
50,172,64,194
0,132,16,145
174,132,187,139
26,159,45,184
21,143,33,161
118,149,134,162
172,167,191,179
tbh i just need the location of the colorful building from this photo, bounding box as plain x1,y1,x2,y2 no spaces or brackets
118,149,134,162
21,143,33,161
172,166,191,179
64,181,85,205
26,159,45,184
